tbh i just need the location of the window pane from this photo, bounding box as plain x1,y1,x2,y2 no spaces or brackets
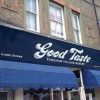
26,12,31,29
26,0,36,13
72,14,78,30
74,30,80,43
26,0,31,11
31,0,36,13
49,3,64,38
51,21,56,34
31,13,37,30
57,23,63,36
26,0,38,31
26,12,36,31
51,21,63,36
50,4,55,19
0,92,7,100
56,7,62,22
72,12,81,43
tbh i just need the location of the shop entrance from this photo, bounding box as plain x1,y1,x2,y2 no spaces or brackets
85,89,96,100
24,88,50,100
24,88,82,100
86,93,93,100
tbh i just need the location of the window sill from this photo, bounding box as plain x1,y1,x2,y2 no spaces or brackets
51,34,66,40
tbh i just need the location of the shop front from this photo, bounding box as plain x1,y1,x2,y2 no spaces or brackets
0,25,100,100
0,60,79,100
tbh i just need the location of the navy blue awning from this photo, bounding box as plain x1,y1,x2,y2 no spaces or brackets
0,60,78,90
82,69,100,89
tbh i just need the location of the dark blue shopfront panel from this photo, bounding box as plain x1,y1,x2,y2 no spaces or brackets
0,25,100,70
82,70,100,89
0,60,78,89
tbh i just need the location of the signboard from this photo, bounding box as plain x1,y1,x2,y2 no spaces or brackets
0,25,100,70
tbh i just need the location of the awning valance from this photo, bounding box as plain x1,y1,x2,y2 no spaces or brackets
0,60,78,90
82,69,100,89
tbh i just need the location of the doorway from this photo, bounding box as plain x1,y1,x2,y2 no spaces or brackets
86,93,93,100
67,90,81,100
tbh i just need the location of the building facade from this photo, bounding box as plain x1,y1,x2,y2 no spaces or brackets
0,0,100,100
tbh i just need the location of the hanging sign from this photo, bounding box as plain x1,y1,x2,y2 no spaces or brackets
0,25,100,70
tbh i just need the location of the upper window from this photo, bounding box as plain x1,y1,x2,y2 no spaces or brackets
49,2,66,39
26,0,39,32
72,12,82,44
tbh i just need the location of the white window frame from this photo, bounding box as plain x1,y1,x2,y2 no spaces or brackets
0,89,13,100
49,2,66,40
72,12,82,44
0,90,9,100
26,0,39,32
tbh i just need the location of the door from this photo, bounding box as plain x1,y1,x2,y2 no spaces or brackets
86,93,93,100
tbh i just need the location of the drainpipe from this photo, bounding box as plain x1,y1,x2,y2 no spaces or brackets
92,0,100,34
80,70,86,100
